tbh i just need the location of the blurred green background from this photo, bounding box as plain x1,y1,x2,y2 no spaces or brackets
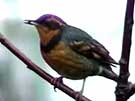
0,0,135,101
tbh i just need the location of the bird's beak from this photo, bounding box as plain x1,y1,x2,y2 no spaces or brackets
24,20,39,26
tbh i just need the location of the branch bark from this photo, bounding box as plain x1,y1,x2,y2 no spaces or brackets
115,0,134,101
0,33,91,101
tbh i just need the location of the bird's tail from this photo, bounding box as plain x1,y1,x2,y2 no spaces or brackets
99,67,118,82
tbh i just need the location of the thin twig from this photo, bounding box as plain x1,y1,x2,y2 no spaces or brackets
0,33,91,101
115,0,134,101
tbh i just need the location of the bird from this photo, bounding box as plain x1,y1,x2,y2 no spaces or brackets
24,14,119,94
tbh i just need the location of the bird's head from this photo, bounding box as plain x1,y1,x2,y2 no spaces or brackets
24,14,67,45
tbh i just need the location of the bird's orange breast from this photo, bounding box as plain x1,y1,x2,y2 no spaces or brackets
40,42,91,79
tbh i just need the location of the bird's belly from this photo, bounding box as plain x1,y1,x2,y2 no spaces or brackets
41,42,96,80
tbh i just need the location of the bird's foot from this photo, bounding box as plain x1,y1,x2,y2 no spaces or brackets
79,89,83,95
51,76,63,92
74,91,83,101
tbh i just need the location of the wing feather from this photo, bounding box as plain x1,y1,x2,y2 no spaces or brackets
61,25,118,66
69,40,118,66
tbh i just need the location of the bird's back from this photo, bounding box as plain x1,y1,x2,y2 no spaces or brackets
61,25,93,44
60,25,118,66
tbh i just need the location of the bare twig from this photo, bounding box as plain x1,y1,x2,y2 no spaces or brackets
115,0,134,101
0,33,91,101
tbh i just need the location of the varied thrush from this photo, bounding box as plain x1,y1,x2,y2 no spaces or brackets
24,14,118,94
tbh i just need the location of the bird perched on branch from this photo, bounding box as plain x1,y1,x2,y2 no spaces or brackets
24,14,118,94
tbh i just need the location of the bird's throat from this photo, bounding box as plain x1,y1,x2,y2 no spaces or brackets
39,29,62,53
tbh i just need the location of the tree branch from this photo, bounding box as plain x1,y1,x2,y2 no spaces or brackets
115,0,134,101
0,33,91,101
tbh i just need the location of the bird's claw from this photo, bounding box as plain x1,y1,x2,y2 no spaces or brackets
51,76,63,92
74,91,83,101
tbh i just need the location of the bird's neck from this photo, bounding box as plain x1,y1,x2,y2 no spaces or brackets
37,27,62,52
36,26,60,44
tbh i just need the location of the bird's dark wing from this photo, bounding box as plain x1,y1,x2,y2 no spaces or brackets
62,25,118,66
69,39,118,66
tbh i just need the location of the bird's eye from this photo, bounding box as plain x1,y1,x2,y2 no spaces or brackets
43,21,61,30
